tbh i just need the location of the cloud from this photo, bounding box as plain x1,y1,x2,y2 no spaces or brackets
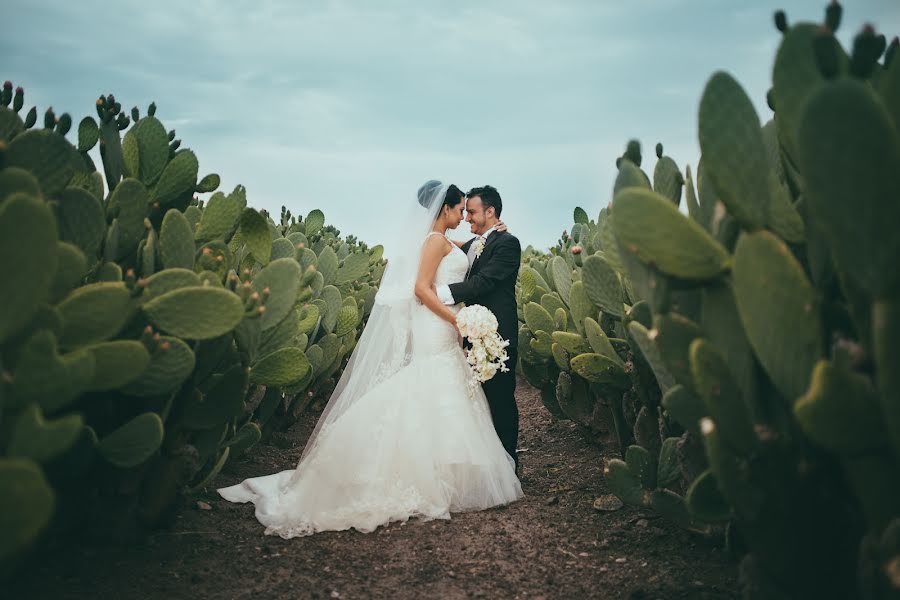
4,0,899,255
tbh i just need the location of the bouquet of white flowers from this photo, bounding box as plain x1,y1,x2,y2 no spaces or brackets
455,305,510,390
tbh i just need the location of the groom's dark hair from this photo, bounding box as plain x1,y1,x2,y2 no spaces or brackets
467,185,502,217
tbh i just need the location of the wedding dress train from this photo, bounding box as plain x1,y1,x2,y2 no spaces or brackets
218,239,523,538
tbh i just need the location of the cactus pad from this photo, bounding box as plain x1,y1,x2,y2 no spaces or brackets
98,412,164,468
798,78,900,298
0,458,56,562
159,209,196,270
240,208,272,265
54,186,106,259
122,336,196,397
143,286,244,340
732,231,821,404
251,258,302,331
57,282,131,349
698,71,770,230
8,404,84,464
612,188,730,280
794,360,888,455
0,193,59,344
250,348,311,386
570,352,629,387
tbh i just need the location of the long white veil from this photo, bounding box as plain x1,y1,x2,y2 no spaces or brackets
294,180,451,470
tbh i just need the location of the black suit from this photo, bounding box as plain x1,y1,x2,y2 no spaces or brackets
449,231,521,470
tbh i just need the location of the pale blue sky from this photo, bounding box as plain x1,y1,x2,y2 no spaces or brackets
5,1,898,254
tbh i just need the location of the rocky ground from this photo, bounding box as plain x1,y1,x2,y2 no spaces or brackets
12,377,738,599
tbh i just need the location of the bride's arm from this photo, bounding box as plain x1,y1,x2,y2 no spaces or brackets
415,237,460,328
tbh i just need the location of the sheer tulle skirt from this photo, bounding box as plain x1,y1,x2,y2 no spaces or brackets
217,345,523,538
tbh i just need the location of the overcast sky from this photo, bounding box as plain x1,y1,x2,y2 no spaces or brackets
5,1,898,254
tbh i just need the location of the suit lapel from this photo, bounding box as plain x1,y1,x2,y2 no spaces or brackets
468,231,503,278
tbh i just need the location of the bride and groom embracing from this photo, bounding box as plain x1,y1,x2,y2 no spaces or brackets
218,181,524,538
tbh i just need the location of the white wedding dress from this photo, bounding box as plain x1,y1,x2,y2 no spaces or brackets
218,237,523,538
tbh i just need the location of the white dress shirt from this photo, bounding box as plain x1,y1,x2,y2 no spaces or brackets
436,226,497,305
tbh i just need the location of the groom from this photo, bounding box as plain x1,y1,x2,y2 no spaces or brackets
437,185,522,474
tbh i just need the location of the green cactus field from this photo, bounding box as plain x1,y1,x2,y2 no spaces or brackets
3,1,899,598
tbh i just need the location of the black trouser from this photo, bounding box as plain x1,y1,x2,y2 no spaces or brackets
481,349,519,469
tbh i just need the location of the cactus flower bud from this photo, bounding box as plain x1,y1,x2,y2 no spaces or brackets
571,246,583,255
44,107,56,129
258,305,267,315
250,291,260,300
655,143,663,158
774,10,788,33
202,247,212,255
148,102,156,116
824,0,842,33
215,255,224,263
13,87,24,112
2,81,11,90
131,106,140,121
850,24,881,78
56,113,72,135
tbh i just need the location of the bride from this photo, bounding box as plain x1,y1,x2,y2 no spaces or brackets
217,180,524,538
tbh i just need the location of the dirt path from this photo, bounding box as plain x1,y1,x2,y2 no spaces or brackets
12,377,738,599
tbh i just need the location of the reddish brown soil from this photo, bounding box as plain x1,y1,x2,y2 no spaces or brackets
12,376,738,599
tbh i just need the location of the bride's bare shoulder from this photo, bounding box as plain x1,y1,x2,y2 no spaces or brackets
422,232,453,256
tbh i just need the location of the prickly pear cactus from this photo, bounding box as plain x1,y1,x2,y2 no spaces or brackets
0,84,386,571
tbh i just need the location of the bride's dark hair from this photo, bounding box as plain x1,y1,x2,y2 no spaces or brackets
417,180,464,210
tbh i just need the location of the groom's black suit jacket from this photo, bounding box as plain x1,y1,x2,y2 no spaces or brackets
450,231,521,349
